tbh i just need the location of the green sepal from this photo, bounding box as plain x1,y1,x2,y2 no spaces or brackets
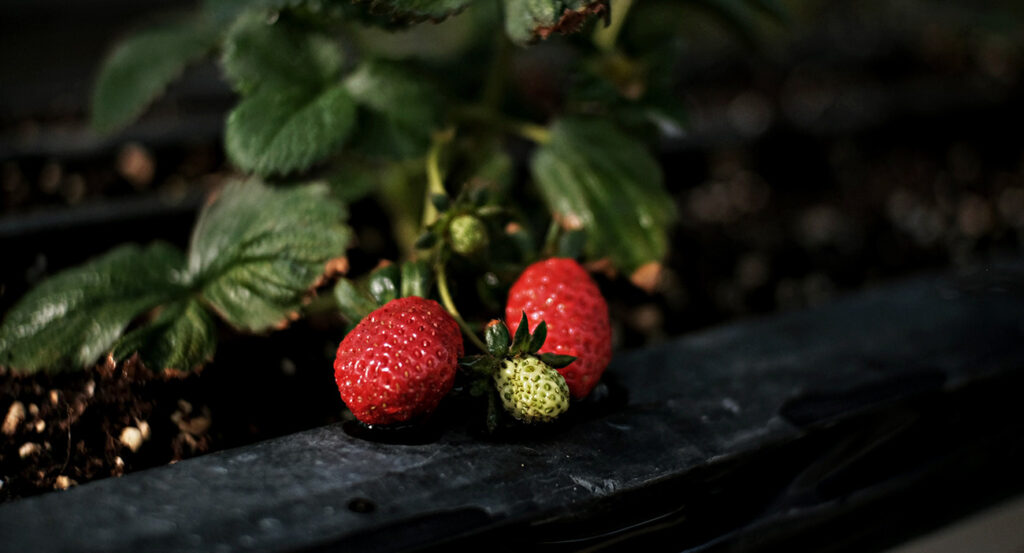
485,321,511,358
476,205,504,218
510,311,531,356
367,263,400,306
400,260,432,298
528,320,547,354
414,231,438,250
470,187,490,207
536,352,576,369
333,278,378,324
430,193,450,213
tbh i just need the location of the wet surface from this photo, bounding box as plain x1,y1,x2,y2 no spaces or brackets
1,262,1022,552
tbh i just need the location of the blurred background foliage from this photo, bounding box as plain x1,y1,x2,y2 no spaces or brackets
1,0,1023,346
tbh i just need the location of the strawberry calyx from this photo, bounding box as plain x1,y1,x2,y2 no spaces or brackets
459,312,576,376
414,186,504,259
457,311,575,431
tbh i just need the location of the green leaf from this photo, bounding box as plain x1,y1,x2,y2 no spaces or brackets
502,0,608,45
188,179,351,331
530,117,677,274
221,13,343,95
203,0,306,24
354,0,473,22
0,243,186,373
225,84,357,176
485,321,511,358
91,18,219,133
344,60,442,159
333,278,378,324
111,299,216,372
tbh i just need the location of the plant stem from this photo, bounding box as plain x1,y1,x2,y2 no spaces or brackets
542,218,561,257
422,129,454,228
435,262,488,352
453,106,551,144
593,0,635,52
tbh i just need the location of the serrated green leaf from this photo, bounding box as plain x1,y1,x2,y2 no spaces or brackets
225,84,357,175
333,278,378,324
111,299,216,372
344,60,442,159
502,0,608,45
221,13,342,96
400,261,433,298
91,18,219,134
531,117,676,274
0,243,187,373
188,179,351,331
355,0,473,22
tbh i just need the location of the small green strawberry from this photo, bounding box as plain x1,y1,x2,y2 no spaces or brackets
459,313,576,430
449,214,488,255
494,356,569,423
414,188,502,259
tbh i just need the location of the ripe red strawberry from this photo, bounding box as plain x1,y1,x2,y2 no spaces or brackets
505,258,612,399
334,296,464,425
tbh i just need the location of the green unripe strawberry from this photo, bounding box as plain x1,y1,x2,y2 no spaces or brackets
449,214,488,255
493,356,570,423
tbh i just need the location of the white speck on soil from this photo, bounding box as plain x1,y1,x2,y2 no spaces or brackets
54,475,76,490
120,427,144,452
2,401,25,435
18,442,39,458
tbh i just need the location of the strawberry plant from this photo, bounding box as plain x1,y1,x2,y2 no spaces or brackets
0,0,782,429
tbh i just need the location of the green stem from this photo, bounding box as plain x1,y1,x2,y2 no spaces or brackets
453,106,551,144
422,129,454,228
542,218,561,257
593,0,635,52
435,262,488,352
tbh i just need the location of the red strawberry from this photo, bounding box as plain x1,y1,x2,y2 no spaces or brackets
334,296,464,425
505,258,612,399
